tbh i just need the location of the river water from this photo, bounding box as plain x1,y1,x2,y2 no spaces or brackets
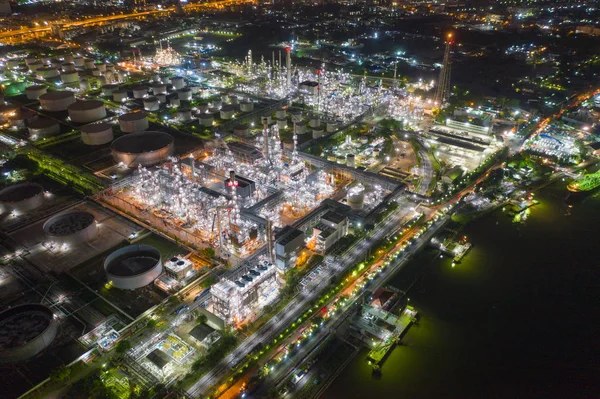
324,181,599,399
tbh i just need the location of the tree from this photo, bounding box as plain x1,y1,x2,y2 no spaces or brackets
115,339,132,354
50,365,71,382
201,247,216,259
197,314,208,325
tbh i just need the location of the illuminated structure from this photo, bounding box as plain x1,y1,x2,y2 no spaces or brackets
434,33,453,106
210,258,279,325
153,41,181,66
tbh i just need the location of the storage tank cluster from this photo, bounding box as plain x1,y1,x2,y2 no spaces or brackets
119,111,149,133
104,244,163,290
43,210,98,246
67,100,107,123
28,118,60,138
39,91,75,112
0,182,44,215
111,131,174,167
25,85,47,100
0,304,58,364
81,122,113,145
143,96,159,111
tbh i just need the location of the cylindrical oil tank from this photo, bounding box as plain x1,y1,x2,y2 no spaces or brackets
220,94,229,103
132,85,147,99
117,70,127,82
326,120,338,132
28,61,43,73
261,114,272,124
119,112,149,133
44,210,98,246
73,56,85,67
160,74,171,84
90,68,101,77
0,182,44,214
79,78,89,91
50,59,61,68
336,155,345,164
199,113,214,126
169,95,180,108
102,84,119,96
6,59,19,69
295,121,307,134
220,104,235,120
290,109,302,122
143,96,159,111
112,89,128,103
277,118,287,130
240,101,254,112
0,304,58,364
229,95,238,105
95,62,106,73
211,98,222,108
151,72,160,83
81,122,113,145
25,57,38,66
39,91,75,112
177,108,192,122
312,127,324,139
63,54,74,63
347,185,365,211
310,118,321,128
41,56,51,64
171,76,185,90
198,103,209,113
104,244,163,290
61,70,79,84
106,64,115,73
234,123,249,136
176,88,192,101
28,118,60,138
84,58,95,69
25,85,47,100
98,75,107,85
61,62,75,73
276,107,286,119
150,83,167,95
68,100,107,123
346,154,356,168
156,93,167,104
111,131,174,167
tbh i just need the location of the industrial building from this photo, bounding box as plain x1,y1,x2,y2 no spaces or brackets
223,174,256,198
164,256,194,280
313,211,348,254
189,323,221,349
274,226,305,272
220,142,263,164
210,259,279,326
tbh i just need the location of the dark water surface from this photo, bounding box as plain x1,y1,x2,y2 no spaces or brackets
324,182,599,399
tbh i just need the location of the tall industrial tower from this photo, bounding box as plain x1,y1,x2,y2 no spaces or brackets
434,33,453,106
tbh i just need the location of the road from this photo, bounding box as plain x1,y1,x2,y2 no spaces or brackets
187,196,417,397
417,149,434,196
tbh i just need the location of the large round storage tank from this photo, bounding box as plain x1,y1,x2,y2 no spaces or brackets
229,95,239,105
159,74,171,84
347,184,365,211
261,114,272,124
43,210,98,246
143,96,159,111
240,101,254,112
79,78,89,91
28,61,43,73
61,62,75,73
39,91,75,112
73,56,85,67
132,85,147,99
102,84,119,96
81,122,113,145
156,93,167,104
277,118,287,130
63,54,74,63
36,66,59,79
95,62,106,73
220,104,236,120
119,112,149,133
68,100,107,123
176,88,192,101
104,244,162,290
25,85,47,100
28,118,60,138
326,120,338,132
169,95,180,108
346,154,356,168
151,72,160,83
177,108,192,122
150,83,167,95
112,89,128,103
276,107,286,119
6,59,19,69
171,76,185,90
90,68,101,77
50,59,61,68
199,113,214,126
111,131,174,167
0,182,44,214
84,59,95,69
295,121,307,134
25,57,37,66
61,71,79,84
211,99,222,109
0,304,58,364
234,123,249,136
312,127,323,139
290,109,302,122
309,118,321,128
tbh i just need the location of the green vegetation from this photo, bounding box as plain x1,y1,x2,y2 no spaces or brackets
115,339,132,354
569,169,600,192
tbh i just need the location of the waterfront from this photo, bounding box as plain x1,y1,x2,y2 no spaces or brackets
324,181,599,399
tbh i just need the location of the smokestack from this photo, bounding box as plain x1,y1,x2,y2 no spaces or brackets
229,170,236,184
266,218,274,263
262,118,269,161
286,47,291,88
278,50,282,69
272,51,275,69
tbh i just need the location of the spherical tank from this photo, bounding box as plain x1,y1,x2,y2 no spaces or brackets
68,100,107,123
111,131,174,167
0,304,58,364
39,91,75,112
0,182,44,214
119,112,149,133
43,210,98,246
28,118,60,138
104,244,162,290
81,122,113,145
25,85,47,100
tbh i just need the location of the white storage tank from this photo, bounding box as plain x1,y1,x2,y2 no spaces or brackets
104,244,163,290
310,117,321,128
312,127,324,139
0,182,44,214
112,89,128,103
95,62,106,73
176,88,192,101
84,58,95,69
143,96,159,111
346,154,356,168
132,84,147,99
25,57,38,66
234,123,250,136
347,184,365,211
277,118,287,130
172,76,185,90
81,122,113,145
119,112,149,133
25,85,47,100
91,68,102,77
73,56,85,67
151,72,161,83
63,54,74,63
240,101,254,112
6,59,19,69
151,83,167,95
261,114,272,124
177,108,192,122
102,84,119,96
155,93,166,104
61,70,79,84
276,107,286,119
211,98,222,108
326,120,338,132
229,95,239,105
160,74,171,84
41,56,51,64
198,103,209,113
98,75,107,85
200,113,214,126
61,62,75,72
28,61,43,73
39,91,76,112
68,100,107,123
169,94,180,108
44,210,98,246
295,121,307,134
117,70,127,82
220,104,236,120
111,131,174,167
28,118,60,138
290,109,302,122
79,78,89,91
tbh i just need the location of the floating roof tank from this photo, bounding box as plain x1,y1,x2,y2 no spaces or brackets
39,91,76,112
119,111,149,133
43,210,98,246
81,122,113,145
25,85,47,100
111,131,174,167
28,117,60,138
104,244,163,290
0,182,44,214
68,100,107,123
